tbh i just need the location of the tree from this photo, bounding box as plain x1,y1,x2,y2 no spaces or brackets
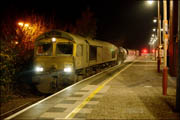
0,13,54,100
109,39,125,48
75,8,97,38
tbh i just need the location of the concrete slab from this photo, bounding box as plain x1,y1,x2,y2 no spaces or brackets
78,108,92,113
40,112,68,118
86,57,179,119
81,85,97,90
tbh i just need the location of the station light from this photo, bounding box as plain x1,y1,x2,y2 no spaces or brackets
18,22,24,26
153,19,157,23
24,23,29,27
15,41,19,45
147,0,153,5
153,28,156,32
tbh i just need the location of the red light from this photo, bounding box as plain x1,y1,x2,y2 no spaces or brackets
142,49,148,53
152,49,155,53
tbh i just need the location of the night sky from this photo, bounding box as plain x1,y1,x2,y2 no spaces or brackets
1,0,159,50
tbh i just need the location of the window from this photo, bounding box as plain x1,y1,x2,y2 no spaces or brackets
36,43,52,56
56,43,73,55
112,50,115,58
89,46,97,60
76,45,83,57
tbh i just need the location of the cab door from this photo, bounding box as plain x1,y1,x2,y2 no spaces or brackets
97,46,103,64
75,44,84,69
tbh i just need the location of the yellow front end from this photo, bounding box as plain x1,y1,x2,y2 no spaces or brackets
33,37,77,93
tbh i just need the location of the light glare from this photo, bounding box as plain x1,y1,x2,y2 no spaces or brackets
15,41,19,44
24,23,29,27
142,49,148,53
52,37,56,42
147,1,153,4
18,22,24,26
35,66,44,72
64,67,72,73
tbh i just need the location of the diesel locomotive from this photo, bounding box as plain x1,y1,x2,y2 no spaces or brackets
32,30,120,93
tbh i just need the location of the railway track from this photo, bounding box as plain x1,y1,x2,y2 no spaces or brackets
0,96,45,119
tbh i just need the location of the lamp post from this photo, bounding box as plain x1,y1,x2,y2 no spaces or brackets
162,0,168,96
157,1,161,73
149,34,157,60
147,0,168,96
148,0,161,72
176,0,180,112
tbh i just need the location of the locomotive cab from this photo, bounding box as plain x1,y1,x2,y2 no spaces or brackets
33,31,77,93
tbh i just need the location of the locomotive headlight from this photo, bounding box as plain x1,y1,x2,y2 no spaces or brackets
64,67,72,73
64,63,73,73
35,66,44,72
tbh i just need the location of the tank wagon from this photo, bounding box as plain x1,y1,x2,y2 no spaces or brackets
117,47,127,64
126,49,140,57
32,30,118,93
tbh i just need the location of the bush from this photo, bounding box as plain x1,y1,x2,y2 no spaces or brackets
0,41,16,102
0,14,53,102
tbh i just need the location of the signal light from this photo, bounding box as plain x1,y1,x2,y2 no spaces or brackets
152,49,155,53
142,49,148,53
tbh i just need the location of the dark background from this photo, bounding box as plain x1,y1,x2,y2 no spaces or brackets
1,0,159,50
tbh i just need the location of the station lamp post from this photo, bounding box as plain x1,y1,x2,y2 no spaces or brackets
148,0,169,96
157,1,162,73
176,0,180,112
162,0,168,96
152,18,158,60
147,0,162,73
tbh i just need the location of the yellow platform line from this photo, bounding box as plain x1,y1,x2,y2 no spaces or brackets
65,61,135,119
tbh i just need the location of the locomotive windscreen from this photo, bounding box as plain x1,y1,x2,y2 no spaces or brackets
56,43,73,55
36,42,52,56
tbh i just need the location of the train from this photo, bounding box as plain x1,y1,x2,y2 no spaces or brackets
32,30,139,93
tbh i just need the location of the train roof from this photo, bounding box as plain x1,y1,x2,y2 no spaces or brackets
35,30,117,49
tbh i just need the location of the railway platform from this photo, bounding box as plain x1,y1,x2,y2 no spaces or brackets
5,56,179,120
